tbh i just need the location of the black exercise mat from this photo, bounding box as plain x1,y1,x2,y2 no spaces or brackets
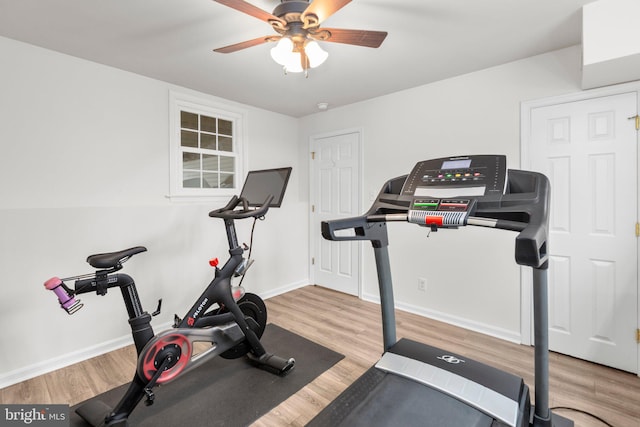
71,324,343,426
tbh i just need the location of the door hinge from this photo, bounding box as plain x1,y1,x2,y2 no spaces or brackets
311,257,315,265
312,204,315,213
628,115,640,130
636,328,640,343
311,151,316,160
636,222,640,237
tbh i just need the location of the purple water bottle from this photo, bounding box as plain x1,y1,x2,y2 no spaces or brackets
44,277,83,314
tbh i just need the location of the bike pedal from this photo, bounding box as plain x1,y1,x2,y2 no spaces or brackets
143,388,155,406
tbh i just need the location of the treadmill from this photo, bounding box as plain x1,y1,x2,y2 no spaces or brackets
308,155,573,427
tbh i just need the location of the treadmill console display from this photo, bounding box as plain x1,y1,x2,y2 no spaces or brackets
402,155,507,228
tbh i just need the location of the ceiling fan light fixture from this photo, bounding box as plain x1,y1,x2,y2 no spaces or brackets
213,0,387,74
270,37,293,65
270,37,304,73
270,36,328,73
285,52,304,73
305,41,328,68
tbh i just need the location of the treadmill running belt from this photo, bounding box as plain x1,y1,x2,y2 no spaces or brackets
308,366,496,427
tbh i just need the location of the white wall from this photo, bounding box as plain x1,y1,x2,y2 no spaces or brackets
0,36,306,386
300,46,583,342
0,36,588,387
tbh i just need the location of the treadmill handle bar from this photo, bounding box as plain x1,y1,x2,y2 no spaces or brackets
368,214,527,232
466,217,526,232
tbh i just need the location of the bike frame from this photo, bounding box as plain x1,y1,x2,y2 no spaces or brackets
62,215,269,425
45,169,295,426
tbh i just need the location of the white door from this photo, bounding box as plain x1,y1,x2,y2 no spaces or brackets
310,130,361,296
526,91,638,373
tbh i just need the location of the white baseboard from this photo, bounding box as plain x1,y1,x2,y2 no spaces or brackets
0,321,174,390
361,291,522,345
0,335,132,390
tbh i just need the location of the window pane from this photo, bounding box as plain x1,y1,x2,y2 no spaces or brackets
173,99,242,196
181,130,198,148
183,170,201,188
220,156,234,173
201,133,216,150
202,154,218,172
201,115,216,133
220,173,234,188
202,172,219,189
181,111,198,130
218,136,233,152
218,119,232,136
183,152,200,170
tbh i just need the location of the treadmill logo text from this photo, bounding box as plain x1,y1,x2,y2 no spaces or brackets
437,355,466,364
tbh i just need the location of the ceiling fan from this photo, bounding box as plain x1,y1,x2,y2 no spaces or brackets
212,0,387,74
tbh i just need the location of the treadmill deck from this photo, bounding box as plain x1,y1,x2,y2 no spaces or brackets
307,338,529,427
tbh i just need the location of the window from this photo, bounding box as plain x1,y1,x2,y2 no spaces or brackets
169,91,246,200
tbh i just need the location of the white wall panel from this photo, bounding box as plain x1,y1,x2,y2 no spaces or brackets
549,255,572,334
589,154,615,235
548,117,571,144
339,167,353,214
320,168,332,213
339,242,353,277
590,259,616,344
588,111,615,141
549,157,571,233
0,36,304,385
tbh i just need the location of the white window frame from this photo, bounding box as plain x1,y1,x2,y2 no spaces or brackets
168,90,247,202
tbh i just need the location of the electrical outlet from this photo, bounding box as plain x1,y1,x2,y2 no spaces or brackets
418,277,427,292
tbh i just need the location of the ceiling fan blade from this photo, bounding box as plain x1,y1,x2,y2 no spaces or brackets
302,0,352,25
320,28,388,48
213,36,277,54
213,0,285,25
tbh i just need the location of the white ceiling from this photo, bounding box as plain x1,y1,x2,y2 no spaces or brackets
0,0,595,117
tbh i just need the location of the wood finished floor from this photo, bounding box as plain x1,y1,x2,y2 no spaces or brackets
2,285,639,426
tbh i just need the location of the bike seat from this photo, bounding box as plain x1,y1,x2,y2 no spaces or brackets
86,246,147,269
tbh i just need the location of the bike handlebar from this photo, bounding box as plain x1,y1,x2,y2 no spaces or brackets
208,195,274,220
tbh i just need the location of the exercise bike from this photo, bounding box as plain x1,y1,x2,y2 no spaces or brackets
44,167,295,427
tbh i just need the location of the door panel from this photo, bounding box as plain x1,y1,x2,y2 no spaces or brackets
528,92,638,373
311,131,361,296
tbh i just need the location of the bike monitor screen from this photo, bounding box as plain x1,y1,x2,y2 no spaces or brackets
240,167,292,207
